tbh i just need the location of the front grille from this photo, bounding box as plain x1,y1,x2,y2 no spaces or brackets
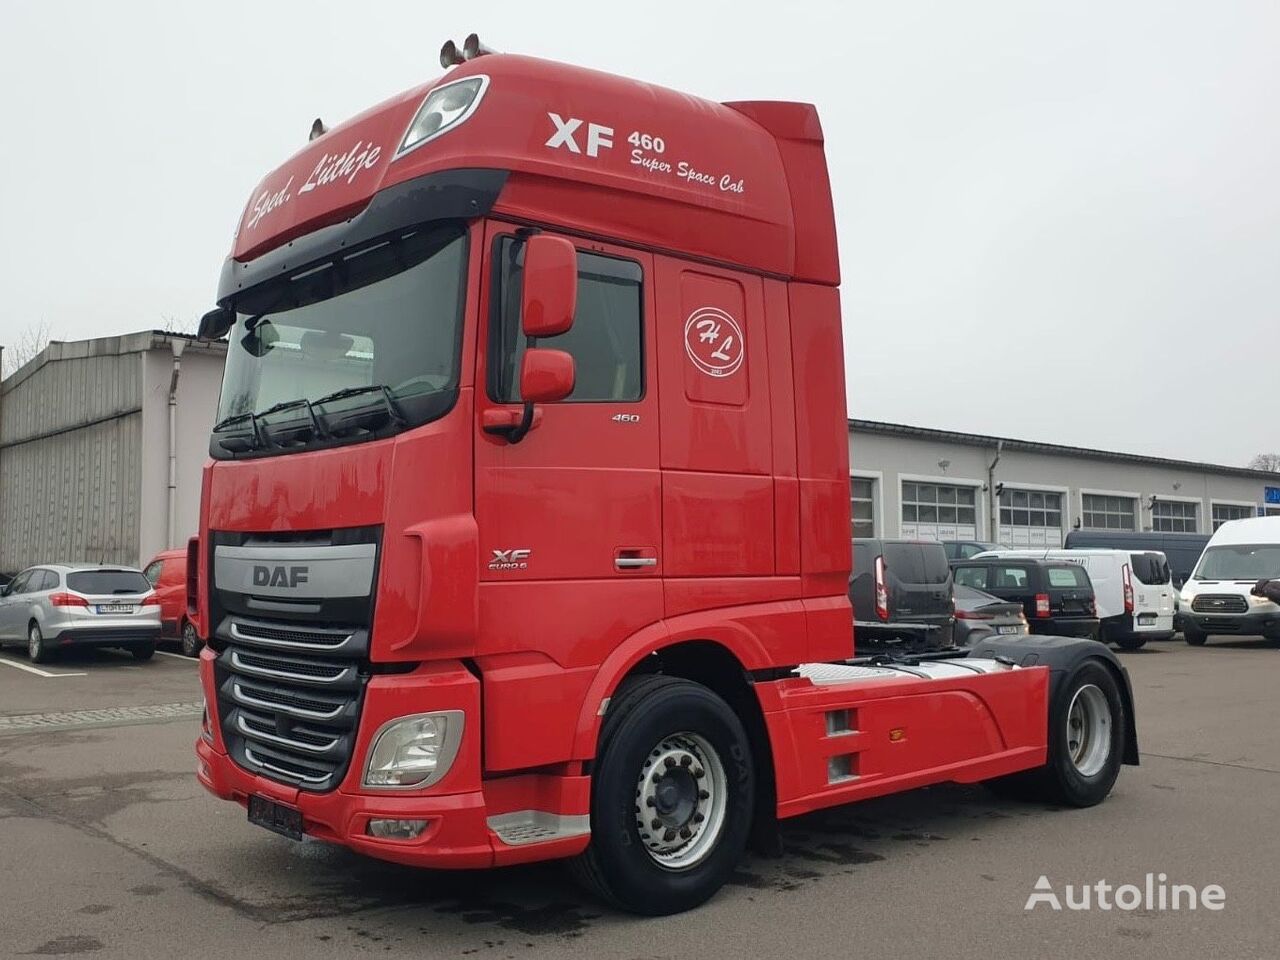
1192,594,1248,614
215,616,368,793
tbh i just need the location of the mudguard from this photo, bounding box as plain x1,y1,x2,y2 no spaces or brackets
966,635,1140,766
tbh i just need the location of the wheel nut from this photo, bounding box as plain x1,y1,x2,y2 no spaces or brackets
693,812,705,823
680,755,692,766
698,789,710,800
680,826,692,839
651,818,662,830
664,756,676,768
645,797,656,807
693,768,705,779
664,828,678,842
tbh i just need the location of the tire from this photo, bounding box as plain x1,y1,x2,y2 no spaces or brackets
130,642,156,662
570,675,754,915
1114,635,1147,651
28,622,55,664
1184,627,1208,646
985,659,1125,807
179,620,201,658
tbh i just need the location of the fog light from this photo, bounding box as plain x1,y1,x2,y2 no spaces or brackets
367,818,429,841
198,759,211,780
363,711,463,789
201,702,214,744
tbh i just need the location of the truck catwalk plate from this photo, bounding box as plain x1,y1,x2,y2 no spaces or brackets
247,795,303,841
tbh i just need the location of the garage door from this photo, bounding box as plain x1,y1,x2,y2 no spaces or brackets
998,488,1063,547
900,482,978,541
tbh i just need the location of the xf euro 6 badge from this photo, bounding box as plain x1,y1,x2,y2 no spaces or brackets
684,307,745,378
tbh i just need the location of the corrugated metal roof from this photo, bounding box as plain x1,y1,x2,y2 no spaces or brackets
849,418,1279,481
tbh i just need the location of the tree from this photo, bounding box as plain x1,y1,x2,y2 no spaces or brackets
160,314,197,336
1,320,54,378
1248,453,1280,472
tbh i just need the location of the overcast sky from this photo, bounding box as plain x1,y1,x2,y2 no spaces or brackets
1,1,1276,467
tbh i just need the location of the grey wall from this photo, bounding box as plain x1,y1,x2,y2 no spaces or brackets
0,339,145,572
138,340,225,563
850,428,1278,543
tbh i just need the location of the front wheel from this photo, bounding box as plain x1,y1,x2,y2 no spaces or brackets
28,623,54,664
570,676,754,915
1114,635,1147,651
180,621,201,658
1184,627,1208,646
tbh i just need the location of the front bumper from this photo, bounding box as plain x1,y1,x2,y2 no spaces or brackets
1187,609,1280,637
195,649,589,869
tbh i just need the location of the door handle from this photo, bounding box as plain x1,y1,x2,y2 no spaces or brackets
616,557,658,569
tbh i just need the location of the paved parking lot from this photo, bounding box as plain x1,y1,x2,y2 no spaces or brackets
1,638,1276,959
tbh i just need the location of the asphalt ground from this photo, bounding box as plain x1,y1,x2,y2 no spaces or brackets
1,636,1276,959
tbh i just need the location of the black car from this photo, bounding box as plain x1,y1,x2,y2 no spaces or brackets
952,558,1099,640
942,540,1001,564
851,539,954,651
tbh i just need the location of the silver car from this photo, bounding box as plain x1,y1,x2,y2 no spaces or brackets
0,564,162,663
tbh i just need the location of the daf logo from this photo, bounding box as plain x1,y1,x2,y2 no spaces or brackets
252,565,310,588
488,549,531,571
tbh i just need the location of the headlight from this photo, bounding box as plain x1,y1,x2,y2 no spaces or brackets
363,711,463,789
396,76,489,158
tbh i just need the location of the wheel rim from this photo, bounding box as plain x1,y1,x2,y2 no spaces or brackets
634,732,728,871
1066,683,1112,777
182,624,199,654
28,626,40,657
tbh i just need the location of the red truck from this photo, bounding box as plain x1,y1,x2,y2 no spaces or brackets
193,38,1138,914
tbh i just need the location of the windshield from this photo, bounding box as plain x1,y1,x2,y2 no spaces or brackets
212,222,468,456
1193,544,1280,581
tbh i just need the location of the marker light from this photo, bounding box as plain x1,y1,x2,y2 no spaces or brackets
363,711,463,789
396,76,489,158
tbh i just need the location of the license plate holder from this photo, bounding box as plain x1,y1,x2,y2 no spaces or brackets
997,625,1023,635
96,603,132,614
248,795,303,841
1138,614,1156,625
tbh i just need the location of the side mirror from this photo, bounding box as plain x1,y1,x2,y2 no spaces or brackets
520,348,575,404
198,306,235,340
521,236,577,338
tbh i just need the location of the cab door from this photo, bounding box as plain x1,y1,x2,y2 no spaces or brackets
473,223,663,668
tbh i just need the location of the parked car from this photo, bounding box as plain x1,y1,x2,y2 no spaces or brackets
942,540,1001,564
1064,529,1209,589
0,564,161,663
972,548,1173,650
851,539,954,650
952,584,1029,646
952,558,1100,641
1179,516,1280,646
142,549,200,656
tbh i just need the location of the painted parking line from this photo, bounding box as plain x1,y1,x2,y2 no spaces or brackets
154,650,197,663
0,656,87,678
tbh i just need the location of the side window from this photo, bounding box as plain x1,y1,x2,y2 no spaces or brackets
954,566,988,589
882,543,926,583
36,570,57,591
490,236,643,403
8,571,33,594
921,547,951,584
993,566,1029,589
143,562,163,588
960,543,986,559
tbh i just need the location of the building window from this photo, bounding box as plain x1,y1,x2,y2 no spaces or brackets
999,490,1063,529
901,482,978,538
1211,503,1253,531
851,477,875,538
1152,499,1198,533
1081,494,1136,531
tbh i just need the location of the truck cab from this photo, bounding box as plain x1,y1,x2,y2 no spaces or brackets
194,42,1136,915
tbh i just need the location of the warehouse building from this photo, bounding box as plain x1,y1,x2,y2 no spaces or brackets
0,332,226,574
849,419,1280,546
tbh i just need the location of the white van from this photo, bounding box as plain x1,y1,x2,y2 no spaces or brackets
1179,516,1280,646
972,548,1175,650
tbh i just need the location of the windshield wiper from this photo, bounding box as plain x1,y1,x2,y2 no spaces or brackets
211,410,269,452
314,384,407,428
256,398,327,441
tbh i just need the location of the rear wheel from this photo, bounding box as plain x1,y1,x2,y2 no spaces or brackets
1184,627,1208,646
130,642,156,662
986,660,1125,807
570,675,754,915
179,620,201,658
28,622,54,664
1114,635,1147,651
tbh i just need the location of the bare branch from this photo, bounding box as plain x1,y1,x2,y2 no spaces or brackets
1247,452,1280,472
1,320,54,378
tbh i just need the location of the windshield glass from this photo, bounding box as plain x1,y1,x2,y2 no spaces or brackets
1193,544,1280,581
213,222,468,454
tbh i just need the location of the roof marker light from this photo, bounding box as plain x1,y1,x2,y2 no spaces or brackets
395,74,490,159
